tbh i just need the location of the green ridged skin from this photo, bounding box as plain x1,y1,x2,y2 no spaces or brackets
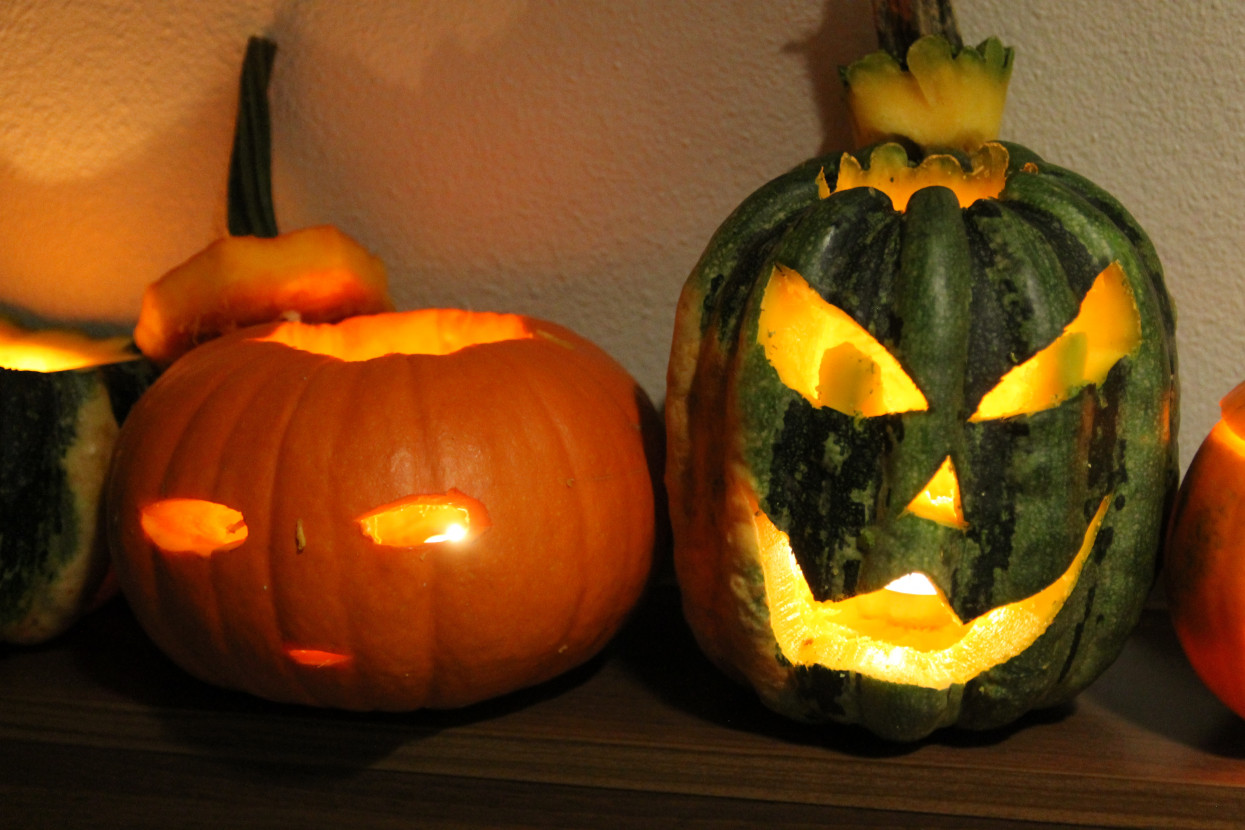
665,142,1178,741
0,356,154,643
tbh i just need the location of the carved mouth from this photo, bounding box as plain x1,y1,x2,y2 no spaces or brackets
756,497,1109,689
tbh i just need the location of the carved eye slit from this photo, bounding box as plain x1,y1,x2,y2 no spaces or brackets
356,489,491,547
971,262,1141,421
141,498,248,556
758,264,928,417
284,647,352,668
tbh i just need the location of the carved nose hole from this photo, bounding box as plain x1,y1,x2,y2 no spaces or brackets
904,456,968,530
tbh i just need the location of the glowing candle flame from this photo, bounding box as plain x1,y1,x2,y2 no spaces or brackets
424,523,468,545
884,572,939,596
356,490,489,548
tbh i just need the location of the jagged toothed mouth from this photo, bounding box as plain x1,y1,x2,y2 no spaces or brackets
755,496,1109,689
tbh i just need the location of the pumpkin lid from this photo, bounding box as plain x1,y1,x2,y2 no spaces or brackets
842,34,1014,153
133,225,393,367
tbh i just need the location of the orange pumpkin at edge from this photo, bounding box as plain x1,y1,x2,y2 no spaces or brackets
1165,380,1245,719
105,308,658,710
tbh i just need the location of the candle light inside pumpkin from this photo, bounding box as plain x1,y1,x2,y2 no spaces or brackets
755,495,1109,688
140,498,249,556
0,320,135,373
884,573,939,596
256,308,536,361
356,489,490,548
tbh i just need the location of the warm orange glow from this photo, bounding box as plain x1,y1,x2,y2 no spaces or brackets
356,489,491,547
834,142,1009,211
905,456,967,529
756,496,1109,688
141,498,248,556
971,262,1141,421
257,309,535,362
1210,416,1245,462
284,647,353,668
1220,382,1245,442
758,264,928,416
0,319,135,372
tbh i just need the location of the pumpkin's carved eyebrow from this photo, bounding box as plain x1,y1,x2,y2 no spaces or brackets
970,262,1141,421
758,264,928,418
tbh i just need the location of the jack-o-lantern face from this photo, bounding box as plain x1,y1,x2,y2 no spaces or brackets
107,309,656,711
136,488,492,669
665,142,1178,740
750,255,1139,689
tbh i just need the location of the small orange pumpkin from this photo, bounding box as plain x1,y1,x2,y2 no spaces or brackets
1165,381,1245,719
106,309,657,709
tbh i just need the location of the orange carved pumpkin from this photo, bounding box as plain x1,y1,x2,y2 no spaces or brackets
1165,381,1245,719
106,309,657,710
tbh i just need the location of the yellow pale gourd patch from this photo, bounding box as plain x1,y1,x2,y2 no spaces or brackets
842,35,1013,152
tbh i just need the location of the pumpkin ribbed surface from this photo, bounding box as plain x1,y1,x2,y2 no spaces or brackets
665,142,1177,740
1165,387,1245,720
107,310,656,710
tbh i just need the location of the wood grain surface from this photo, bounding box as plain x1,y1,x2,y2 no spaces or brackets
2,587,1243,829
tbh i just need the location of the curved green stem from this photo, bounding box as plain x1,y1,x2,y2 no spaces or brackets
227,36,279,238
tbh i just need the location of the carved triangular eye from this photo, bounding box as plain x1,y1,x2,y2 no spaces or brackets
758,265,928,417
971,262,1141,421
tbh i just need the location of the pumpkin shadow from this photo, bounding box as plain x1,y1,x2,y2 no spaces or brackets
615,584,1050,761
613,584,1072,758
1082,610,1245,758
65,597,612,779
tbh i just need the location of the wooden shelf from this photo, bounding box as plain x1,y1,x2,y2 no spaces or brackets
3,586,1244,828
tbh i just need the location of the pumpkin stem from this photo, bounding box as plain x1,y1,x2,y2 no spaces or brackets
871,0,962,64
227,36,280,239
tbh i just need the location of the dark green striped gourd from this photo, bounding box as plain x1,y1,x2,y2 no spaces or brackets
665,31,1177,742
0,336,153,643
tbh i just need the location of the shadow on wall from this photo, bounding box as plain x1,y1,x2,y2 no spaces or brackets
790,0,877,158
260,0,875,314
0,0,875,377
0,0,271,330
0,74,241,333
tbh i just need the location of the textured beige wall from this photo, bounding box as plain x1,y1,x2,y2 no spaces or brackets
1,1,1240,469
